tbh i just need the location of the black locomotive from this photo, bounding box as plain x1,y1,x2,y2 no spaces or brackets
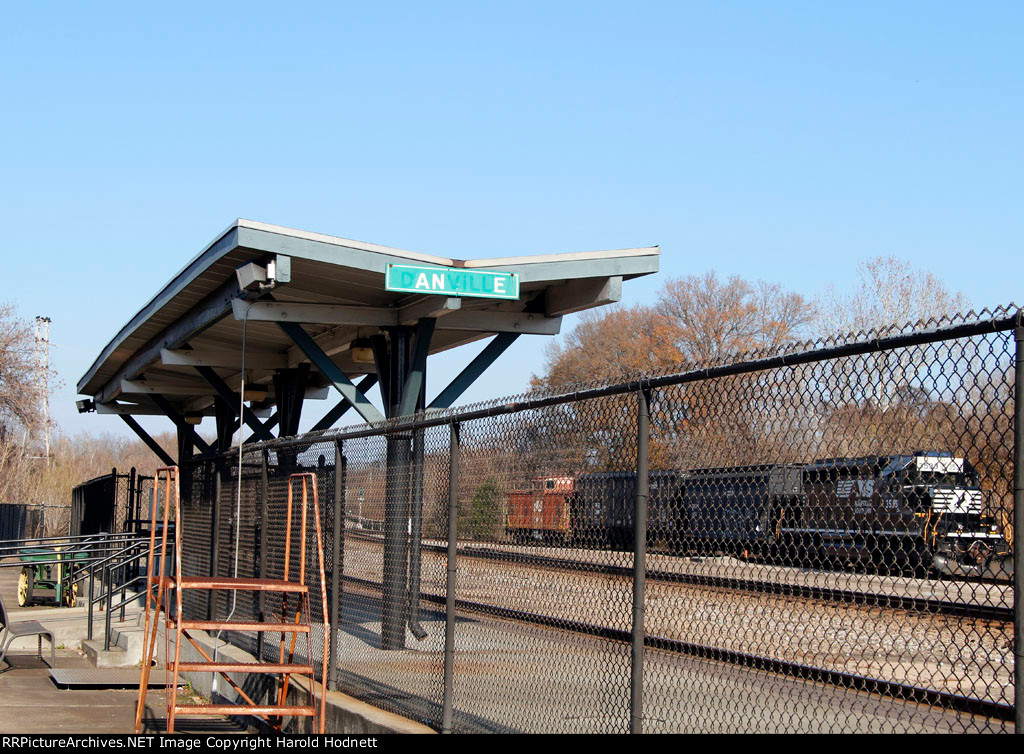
509,451,1011,579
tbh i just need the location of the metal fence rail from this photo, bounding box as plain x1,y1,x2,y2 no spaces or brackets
176,305,1021,734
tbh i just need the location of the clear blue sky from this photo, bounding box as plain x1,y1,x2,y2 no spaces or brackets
1,2,1021,439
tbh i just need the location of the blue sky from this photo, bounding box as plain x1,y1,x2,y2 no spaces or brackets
1,2,1021,439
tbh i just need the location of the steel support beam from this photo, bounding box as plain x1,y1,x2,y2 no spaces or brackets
311,375,379,433
118,415,175,467
194,366,275,442
428,332,520,410
371,334,391,409
278,322,385,424
91,274,244,405
98,401,214,417
151,394,213,456
273,365,310,438
399,318,436,418
161,347,289,370
235,299,398,327
237,299,560,335
380,327,411,650
242,412,280,444
213,397,236,453
545,275,622,317
398,296,461,325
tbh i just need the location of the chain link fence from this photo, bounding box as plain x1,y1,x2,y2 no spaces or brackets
177,305,1021,733
69,467,153,536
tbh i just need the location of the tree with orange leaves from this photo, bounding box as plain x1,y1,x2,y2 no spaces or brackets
528,273,815,471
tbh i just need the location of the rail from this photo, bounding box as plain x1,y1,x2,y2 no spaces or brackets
346,529,1015,623
0,529,162,650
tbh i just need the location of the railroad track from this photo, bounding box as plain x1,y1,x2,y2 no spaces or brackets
345,529,1013,623
339,572,1014,723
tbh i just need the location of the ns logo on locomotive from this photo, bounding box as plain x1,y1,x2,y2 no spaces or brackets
505,451,1011,580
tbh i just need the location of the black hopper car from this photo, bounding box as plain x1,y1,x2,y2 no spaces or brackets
509,452,1011,579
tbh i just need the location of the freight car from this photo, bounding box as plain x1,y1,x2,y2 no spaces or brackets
569,471,686,547
504,451,1011,578
505,476,574,543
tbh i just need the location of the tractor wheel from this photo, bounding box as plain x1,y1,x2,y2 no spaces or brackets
17,568,31,607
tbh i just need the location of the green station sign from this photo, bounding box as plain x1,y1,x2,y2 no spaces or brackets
385,264,520,300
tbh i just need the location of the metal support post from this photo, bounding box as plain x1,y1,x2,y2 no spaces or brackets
329,439,345,690
631,388,651,734
382,433,411,649
382,327,411,650
1014,326,1022,734
442,422,460,734
406,428,428,640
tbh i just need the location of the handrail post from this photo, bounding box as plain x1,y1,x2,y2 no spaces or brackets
87,566,95,640
103,560,112,650
120,547,127,622
442,422,460,734
631,388,651,734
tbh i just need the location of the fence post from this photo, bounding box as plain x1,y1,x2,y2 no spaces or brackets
257,449,269,662
210,461,221,621
1014,326,1022,735
442,422,460,734
631,388,650,734
127,468,136,534
329,439,345,691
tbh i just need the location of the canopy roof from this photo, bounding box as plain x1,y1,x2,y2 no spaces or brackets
78,219,659,419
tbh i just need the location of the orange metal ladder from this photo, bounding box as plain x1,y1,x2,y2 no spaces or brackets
135,468,329,734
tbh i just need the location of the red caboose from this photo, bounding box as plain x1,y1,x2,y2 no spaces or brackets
506,476,575,543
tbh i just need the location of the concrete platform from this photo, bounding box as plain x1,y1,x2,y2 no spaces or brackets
0,650,244,734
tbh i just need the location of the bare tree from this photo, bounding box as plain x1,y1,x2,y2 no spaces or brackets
657,272,816,363
0,304,42,503
817,256,968,338
0,304,37,434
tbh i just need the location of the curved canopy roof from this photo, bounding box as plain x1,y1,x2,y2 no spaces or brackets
78,219,659,421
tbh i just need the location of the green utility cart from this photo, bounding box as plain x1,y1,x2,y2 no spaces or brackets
17,546,84,607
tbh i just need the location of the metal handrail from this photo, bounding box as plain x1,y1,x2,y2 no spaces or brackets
0,537,150,571
87,542,164,648
0,531,139,547
2,527,156,651
89,573,147,607
0,534,136,559
69,539,150,583
81,534,177,650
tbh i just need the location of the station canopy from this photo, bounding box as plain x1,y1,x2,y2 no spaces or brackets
77,219,659,431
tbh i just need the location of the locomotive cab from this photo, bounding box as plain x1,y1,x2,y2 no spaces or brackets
886,453,1010,578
